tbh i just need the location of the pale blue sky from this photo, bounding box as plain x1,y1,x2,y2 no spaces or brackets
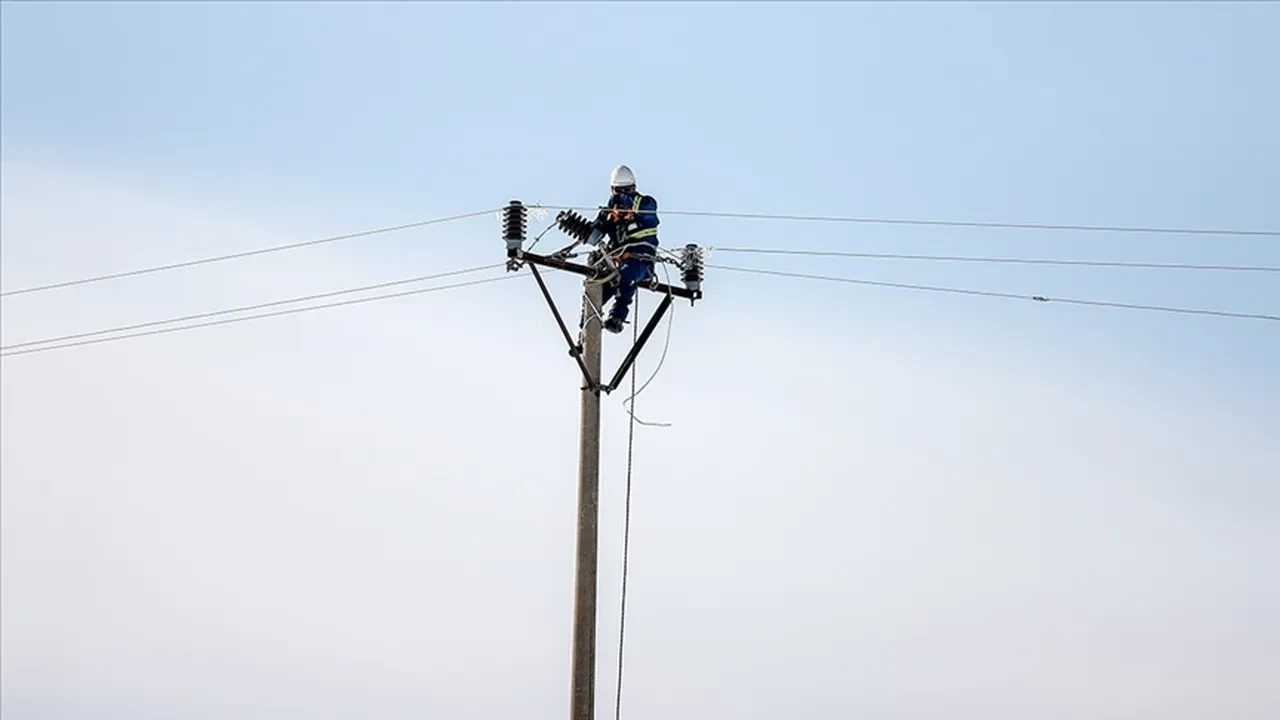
2,3,1279,717
3,2,1276,399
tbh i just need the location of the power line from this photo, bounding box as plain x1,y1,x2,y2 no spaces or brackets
6,204,1273,301
710,247,1280,272
1,264,505,352
0,271,518,358
538,204,1280,238
0,207,501,298
708,264,1280,322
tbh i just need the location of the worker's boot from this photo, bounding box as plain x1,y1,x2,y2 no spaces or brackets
603,315,625,334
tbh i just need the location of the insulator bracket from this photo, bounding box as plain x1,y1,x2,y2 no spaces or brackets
555,209,596,245
680,243,704,303
502,200,527,267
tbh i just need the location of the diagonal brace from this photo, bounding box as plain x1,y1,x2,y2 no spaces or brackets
604,293,673,394
528,263,598,391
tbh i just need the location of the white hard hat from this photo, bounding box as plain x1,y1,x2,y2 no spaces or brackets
610,165,636,188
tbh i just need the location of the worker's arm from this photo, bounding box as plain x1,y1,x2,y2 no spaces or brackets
588,195,630,246
633,195,659,230
585,210,612,248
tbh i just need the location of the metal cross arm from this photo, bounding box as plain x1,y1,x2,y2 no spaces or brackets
523,259,676,396
519,250,702,302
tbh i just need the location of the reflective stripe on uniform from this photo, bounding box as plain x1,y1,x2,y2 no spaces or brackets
623,194,658,242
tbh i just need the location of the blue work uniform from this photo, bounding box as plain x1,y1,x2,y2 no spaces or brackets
595,191,659,327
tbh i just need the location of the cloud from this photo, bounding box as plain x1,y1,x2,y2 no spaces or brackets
2,161,1277,719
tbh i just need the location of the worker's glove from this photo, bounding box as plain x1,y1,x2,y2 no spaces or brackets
587,227,605,247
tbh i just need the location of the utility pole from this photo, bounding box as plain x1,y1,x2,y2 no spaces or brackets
570,279,602,720
502,200,703,720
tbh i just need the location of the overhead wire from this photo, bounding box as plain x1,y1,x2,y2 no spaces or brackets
4,203,1274,301
9,203,1275,300
709,247,1280,273
1,264,506,352
708,264,1280,323
603,222,1278,720
0,207,502,297
5,201,1273,360
536,204,1280,238
5,197,1272,714
0,268,519,358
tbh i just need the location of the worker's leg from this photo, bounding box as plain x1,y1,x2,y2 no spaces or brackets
604,261,652,332
600,274,619,310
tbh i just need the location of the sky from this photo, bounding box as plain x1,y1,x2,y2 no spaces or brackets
1,2,1278,718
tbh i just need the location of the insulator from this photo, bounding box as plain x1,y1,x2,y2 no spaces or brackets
556,209,595,245
681,243,704,293
503,200,526,256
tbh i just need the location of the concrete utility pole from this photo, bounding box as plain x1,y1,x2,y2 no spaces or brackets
502,200,703,720
570,281,603,720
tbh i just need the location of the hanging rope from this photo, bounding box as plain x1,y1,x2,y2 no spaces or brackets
621,262,676,428
613,260,681,717
614,293,639,720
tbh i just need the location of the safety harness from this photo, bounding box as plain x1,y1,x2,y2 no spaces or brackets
608,193,658,263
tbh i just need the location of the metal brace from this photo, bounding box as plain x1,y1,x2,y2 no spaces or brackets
528,263,597,391
525,260,681,396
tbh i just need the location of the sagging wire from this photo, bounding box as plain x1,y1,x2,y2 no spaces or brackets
614,308,639,720
530,203,1280,238
704,246,1280,272
0,272,518,357
709,264,1280,322
613,257,678,720
619,260,675,429
523,214,559,255
2,264,507,353
3,207,506,298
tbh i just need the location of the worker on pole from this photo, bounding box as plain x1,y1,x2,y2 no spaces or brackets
586,165,660,334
